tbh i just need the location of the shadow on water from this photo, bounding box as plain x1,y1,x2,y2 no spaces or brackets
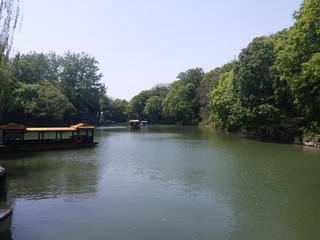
0,217,12,240
0,152,39,161
0,147,101,202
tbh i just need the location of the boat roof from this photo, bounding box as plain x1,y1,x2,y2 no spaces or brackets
70,123,96,129
0,123,95,132
26,127,75,132
129,120,140,123
0,123,26,130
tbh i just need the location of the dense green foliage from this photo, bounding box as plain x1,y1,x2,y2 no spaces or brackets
162,68,204,125
276,0,320,135
205,0,319,141
1,0,319,142
197,68,221,125
1,51,107,125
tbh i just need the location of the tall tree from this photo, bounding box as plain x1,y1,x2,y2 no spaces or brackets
144,96,163,123
101,97,128,123
231,36,283,136
162,81,200,125
149,84,169,98
209,69,237,130
12,81,75,124
276,0,320,133
127,90,151,120
197,67,222,125
0,63,14,122
177,68,204,88
12,52,54,84
0,0,21,57
59,51,106,114
110,98,128,123
162,68,204,124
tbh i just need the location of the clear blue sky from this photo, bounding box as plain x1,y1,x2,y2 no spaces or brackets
13,0,303,100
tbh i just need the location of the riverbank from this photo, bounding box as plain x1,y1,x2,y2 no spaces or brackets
200,123,320,148
301,139,320,148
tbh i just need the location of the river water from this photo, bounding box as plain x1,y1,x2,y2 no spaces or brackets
0,125,320,240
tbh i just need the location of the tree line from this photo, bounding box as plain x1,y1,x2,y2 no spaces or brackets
0,0,319,143
127,0,320,143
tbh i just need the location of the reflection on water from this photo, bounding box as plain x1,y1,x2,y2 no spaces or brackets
0,125,319,239
2,149,99,201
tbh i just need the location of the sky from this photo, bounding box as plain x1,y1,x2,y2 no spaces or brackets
12,0,303,100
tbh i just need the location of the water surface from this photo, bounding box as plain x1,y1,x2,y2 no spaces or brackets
0,125,320,240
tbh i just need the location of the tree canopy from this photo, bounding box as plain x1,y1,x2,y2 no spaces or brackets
1,51,106,125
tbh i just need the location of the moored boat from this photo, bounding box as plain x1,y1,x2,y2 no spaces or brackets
0,208,12,236
140,120,148,126
0,166,6,181
0,123,98,153
128,120,141,129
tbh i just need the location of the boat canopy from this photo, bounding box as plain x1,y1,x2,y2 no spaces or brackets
0,123,95,133
0,123,26,130
129,120,140,123
0,123,98,151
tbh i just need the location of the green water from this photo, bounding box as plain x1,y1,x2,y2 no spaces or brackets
0,125,319,240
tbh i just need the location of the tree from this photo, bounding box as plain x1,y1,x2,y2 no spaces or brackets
162,68,204,125
144,96,163,123
197,67,222,125
13,82,75,124
0,0,21,57
0,63,14,123
12,52,54,84
177,68,204,88
299,53,320,133
209,70,237,130
35,82,75,122
127,90,151,120
149,84,169,98
162,81,200,125
231,36,282,135
0,0,21,123
59,51,106,114
276,0,320,133
100,96,128,123
138,84,170,124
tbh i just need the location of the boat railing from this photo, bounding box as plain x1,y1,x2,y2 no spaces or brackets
3,135,94,145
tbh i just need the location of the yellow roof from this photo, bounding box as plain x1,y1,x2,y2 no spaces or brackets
26,127,75,132
70,123,96,129
0,123,26,130
0,123,95,132
129,120,140,123
27,123,95,132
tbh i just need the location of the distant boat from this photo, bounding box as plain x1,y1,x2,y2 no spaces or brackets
140,120,148,126
0,123,98,153
128,120,141,129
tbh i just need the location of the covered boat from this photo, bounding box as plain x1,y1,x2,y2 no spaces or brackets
0,123,98,152
128,120,141,129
